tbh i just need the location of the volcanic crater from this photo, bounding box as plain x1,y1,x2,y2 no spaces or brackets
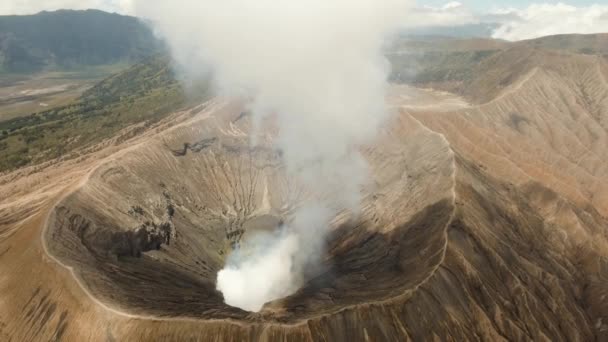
43,99,456,324
3,38,608,341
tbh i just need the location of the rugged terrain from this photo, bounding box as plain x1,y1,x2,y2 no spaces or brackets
0,34,607,341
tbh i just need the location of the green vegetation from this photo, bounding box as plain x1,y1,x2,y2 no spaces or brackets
0,55,208,173
0,9,163,73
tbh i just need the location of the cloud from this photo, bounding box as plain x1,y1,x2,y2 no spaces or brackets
402,1,477,28
491,3,608,41
442,1,464,11
399,2,608,41
3,1,608,42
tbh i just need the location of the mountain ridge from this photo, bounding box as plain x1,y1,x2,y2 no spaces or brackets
0,9,163,73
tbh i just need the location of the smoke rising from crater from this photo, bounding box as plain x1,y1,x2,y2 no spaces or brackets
134,0,411,311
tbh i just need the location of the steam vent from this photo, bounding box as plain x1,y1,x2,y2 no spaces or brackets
39,81,608,340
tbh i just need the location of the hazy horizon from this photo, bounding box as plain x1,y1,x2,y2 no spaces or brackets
1,1,608,40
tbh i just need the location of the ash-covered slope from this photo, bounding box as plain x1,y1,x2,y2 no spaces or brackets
415,47,608,217
407,47,608,341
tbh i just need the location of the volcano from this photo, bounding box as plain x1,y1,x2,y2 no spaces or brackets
1,35,608,341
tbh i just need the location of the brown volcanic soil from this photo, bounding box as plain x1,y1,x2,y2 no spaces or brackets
1,43,608,341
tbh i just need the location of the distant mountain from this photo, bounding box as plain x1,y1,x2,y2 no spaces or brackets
518,33,608,55
389,33,608,100
0,9,164,73
401,23,500,39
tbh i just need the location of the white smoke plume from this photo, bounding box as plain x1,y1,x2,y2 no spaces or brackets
218,205,331,312
133,0,411,312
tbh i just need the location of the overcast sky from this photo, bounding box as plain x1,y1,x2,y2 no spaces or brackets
0,1,607,41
